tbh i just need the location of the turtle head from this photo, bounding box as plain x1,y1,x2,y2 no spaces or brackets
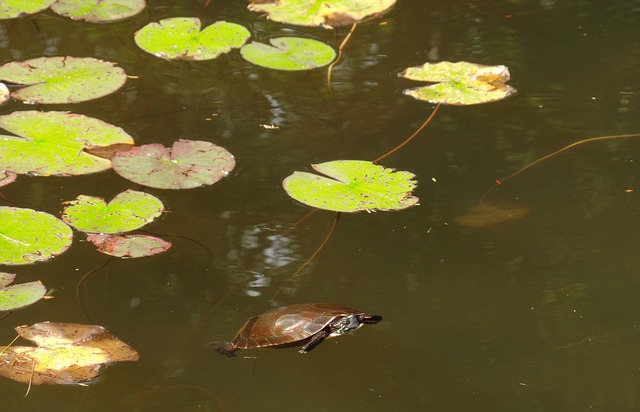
331,314,362,335
211,341,238,357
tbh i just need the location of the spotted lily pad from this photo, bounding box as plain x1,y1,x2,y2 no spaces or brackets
0,272,47,311
0,322,139,385
87,234,172,258
0,111,134,176
0,56,127,104
0,207,73,265
0,0,56,20
283,160,418,212
112,139,235,190
398,61,517,105
135,18,250,61
248,0,396,28
62,190,164,234
51,0,146,22
241,37,336,71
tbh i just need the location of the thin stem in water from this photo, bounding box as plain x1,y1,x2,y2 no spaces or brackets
327,22,358,88
479,133,640,204
272,212,342,301
373,103,441,164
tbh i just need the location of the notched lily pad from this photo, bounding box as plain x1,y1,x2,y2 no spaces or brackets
399,61,517,105
248,0,396,28
0,322,139,385
0,0,56,20
0,111,135,176
241,37,336,71
0,207,73,265
112,139,236,190
283,160,418,212
135,18,250,61
455,202,529,227
51,0,146,23
87,234,172,258
0,272,47,311
62,190,164,234
0,56,127,104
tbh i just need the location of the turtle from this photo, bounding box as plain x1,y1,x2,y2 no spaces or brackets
212,303,382,356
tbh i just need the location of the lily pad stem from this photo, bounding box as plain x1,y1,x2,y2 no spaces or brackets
479,133,640,204
273,212,341,301
327,22,358,89
76,257,113,323
373,103,441,163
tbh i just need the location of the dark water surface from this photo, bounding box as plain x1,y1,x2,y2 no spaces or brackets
1,0,640,410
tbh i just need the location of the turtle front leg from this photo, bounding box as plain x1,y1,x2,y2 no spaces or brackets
299,330,329,353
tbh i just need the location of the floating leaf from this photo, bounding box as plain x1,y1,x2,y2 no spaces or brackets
241,37,336,71
248,0,396,28
454,202,529,227
0,207,73,265
0,56,127,104
283,160,418,212
62,190,164,234
112,139,235,189
0,272,47,311
0,0,56,20
87,234,172,258
50,0,146,23
135,18,250,61
0,170,17,187
0,111,134,176
398,61,517,105
0,322,139,385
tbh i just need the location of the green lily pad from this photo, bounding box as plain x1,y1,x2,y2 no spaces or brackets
283,160,418,212
0,111,135,176
0,56,127,104
0,322,139,385
0,0,56,20
62,190,164,234
0,272,47,311
398,61,517,105
248,0,396,28
50,0,146,23
135,18,250,61
87,234,172,258
112,139,236,190
241,37,336,71
0,207,73,265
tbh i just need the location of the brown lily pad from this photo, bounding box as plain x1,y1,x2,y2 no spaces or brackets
0,322,139,385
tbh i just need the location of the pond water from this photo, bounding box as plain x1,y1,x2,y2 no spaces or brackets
1,0,640,410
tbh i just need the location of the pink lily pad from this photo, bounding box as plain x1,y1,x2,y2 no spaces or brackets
111,139,235,189
86,234,172,258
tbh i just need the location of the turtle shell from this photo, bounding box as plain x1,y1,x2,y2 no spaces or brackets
231,303,367,350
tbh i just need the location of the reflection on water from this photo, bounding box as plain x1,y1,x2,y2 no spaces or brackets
0,0,640,410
